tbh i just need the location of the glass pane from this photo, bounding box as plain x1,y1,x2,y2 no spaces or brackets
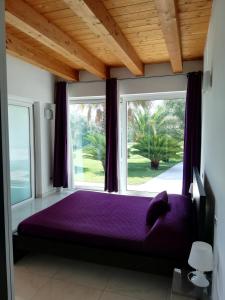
127,99,185,194
8,105,32,205
70,102,105,188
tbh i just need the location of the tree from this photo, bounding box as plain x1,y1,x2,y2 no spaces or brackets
132,133,182,169
70,114,90,149
127,101,152,142
70,102,105,150
129,107,153,142
131,102,183,169
83,132,106,171
129,99,185,143
156,100,185,142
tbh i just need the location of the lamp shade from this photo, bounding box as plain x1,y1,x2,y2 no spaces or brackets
188,241,213,272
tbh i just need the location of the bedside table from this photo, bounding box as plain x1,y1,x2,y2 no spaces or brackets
170,269,211,300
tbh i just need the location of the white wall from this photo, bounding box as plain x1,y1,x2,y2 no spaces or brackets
6,56,203,197
69,60,203,97
7,55,54,101
7,54,55,197
201,1,225,299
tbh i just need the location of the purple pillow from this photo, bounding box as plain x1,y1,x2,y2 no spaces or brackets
146,191,169,226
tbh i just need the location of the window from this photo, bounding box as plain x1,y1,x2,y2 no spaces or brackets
8,103,34,205
69,99,105,189
121,95,185,194
69,93,185,195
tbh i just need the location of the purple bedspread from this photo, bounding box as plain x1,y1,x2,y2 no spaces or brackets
18,191,193,261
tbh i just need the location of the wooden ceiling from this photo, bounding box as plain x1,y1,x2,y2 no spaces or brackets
5,0,212,81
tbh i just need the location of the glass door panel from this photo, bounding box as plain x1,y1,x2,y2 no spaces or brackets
70,102,105,188
127,99,185,194
8,105,32,205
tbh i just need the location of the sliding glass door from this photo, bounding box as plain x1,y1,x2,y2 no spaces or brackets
69,99,105,189
0,0,15,297
69,94,185,195
8,103,34,205
121,96,185,194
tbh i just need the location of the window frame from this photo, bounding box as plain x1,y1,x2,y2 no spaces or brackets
69,96,106,191
69,92,186,195
119,91,186,196
8,98,35,207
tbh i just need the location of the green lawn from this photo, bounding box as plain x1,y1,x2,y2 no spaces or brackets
127,155,181,184
73,150,182,185
74,155,105,184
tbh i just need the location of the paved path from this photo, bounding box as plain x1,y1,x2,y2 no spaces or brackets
128,162,183,194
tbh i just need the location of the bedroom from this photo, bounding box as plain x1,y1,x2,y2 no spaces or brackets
0,0,224,300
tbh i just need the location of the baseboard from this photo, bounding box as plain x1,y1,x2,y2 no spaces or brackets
36,187,56,198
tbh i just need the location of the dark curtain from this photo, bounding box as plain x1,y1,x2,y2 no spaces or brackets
53,82,68,188
182,71,202,196
104,78,118,192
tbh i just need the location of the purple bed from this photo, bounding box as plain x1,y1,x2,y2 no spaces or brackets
17,190,193,261
13,168,211,275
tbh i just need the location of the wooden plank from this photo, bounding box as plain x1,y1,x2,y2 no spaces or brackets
108,2,156,17
154,0,183,72
5,0,107,78
103,0,149,10
63,0,144,76
178,0,211,13
41,10,158,26
6,23,82,69
28,1,68,14
43,2,156,20
5,0,210,70
6,32,79,81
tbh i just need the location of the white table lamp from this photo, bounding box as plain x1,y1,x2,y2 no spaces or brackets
188,241,213,287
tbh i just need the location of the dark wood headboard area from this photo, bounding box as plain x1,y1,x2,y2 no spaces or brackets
192,167,214,245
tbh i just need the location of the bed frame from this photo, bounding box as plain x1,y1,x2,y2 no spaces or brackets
192,167,214,244
13,168,213,276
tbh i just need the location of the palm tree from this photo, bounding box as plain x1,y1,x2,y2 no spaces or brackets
83,132,106,171
127,101,152,142
152,100,185,142
129,99,185,143
132,133,182,169
131,104,183,169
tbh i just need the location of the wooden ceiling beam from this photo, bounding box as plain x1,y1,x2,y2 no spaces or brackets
5,0,107,79
63,0,144,76
154,0,183,73
6,32,79,81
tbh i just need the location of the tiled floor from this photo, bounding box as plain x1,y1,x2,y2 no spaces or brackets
14,254,172,300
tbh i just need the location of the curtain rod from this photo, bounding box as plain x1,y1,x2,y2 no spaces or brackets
68,73,187,84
